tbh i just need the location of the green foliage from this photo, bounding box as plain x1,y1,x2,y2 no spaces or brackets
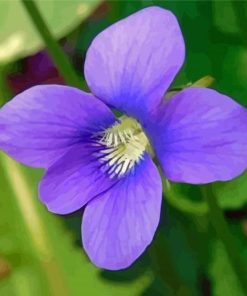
213,1,239,35
209,218,247,296
209,240,244,296
163,179,208,216
0,154,151,295
213,171,247,210
0,0,102,65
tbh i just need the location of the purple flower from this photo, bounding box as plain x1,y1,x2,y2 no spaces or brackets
1,6,247,270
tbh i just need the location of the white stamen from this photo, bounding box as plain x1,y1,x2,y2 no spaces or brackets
95,118,149,178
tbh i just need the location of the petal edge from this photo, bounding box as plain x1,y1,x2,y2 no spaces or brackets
82,153,162,270
85,6,185,121
145,87,247,184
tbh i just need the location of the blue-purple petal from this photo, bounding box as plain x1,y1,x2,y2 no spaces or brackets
0,85,115,168
82,153,162,270
39,143,119,214
145,87,247,184
84,6,185,121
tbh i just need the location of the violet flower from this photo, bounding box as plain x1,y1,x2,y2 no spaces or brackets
0,7,247,270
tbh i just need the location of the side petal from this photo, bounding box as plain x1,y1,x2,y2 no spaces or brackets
82,154,162,270
84,6,185,121
0,85,115,168
39,143,119,214
145,87,247,184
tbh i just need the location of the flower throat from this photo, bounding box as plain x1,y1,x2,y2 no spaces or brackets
95,117,149,178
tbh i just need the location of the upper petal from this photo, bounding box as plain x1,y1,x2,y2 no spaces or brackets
145,87,247,184
0,85,115,168
84,6,185,121
82,153,162,270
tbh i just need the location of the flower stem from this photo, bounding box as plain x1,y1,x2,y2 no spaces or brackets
149,233,191,296
163,178,208,216
21,0,83,89
0,68,12,105
203,185,247,293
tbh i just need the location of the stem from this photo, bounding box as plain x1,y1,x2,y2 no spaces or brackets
203,185,247,293
163,177,208,216
0,68,12,105
149,233,191,296
21,0,83,89
166,75,214,102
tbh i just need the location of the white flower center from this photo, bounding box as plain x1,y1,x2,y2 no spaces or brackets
94,117,149,178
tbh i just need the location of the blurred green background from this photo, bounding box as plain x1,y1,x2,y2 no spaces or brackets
0,1,247,295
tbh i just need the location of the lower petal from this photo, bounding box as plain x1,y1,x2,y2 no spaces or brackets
81,153,162,270
145,87,247,184
39,143,119,214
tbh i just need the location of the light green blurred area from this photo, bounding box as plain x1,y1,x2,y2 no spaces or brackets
0,1,247,295
0,0,101,65
0,154,151,296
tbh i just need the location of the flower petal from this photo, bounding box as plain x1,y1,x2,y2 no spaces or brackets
39,143,119,214
84,6,185,121
82,153,162,270
0,85,115,168
145,87,247,184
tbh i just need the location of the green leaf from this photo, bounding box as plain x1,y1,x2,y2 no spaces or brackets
158,205,211,295
217,45,247,108
0,153,152,295
0,0,102,64
0,155,51,295
208,215,247,296
209,240,244,296
213,1,239,35
213,171,247,210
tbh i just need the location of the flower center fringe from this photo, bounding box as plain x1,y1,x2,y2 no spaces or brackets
93,117,149,178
